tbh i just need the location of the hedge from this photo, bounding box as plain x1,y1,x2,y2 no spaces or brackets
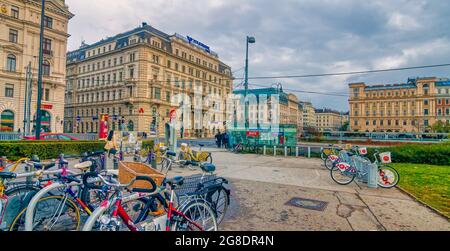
0,140,154,161
368,143,450,166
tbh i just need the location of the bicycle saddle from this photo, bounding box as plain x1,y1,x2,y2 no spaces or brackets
74,161,93,171
0,172,17,179
33,162,56,170
199,144,205,147
200,163,216,173
165,176,184,188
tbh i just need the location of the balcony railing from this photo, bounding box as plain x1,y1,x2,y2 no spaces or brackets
43,49,54,57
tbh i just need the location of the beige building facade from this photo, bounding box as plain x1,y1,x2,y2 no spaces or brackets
315,108,343,132
349,77,449,133
299,101,316,129
0,0,73,133
65,23,233,137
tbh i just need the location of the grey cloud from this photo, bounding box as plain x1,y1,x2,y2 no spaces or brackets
66,0,450,111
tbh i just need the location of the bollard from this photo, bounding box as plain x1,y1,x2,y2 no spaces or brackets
263,145,266,156
296,146,299,157
307,146,311,158
285,146,288,157
274,146,277,156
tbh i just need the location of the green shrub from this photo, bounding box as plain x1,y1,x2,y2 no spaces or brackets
368,143,450,166
0,140,154,161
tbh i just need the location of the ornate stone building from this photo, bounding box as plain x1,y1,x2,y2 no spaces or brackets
64,23,233,138
348,77,449,133
0,0,73,133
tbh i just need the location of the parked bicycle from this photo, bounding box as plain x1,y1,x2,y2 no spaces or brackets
81,170,218,231
178,143,213,166
329,150,400,188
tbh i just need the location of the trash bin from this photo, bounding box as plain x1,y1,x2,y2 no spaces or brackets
367,163,378,188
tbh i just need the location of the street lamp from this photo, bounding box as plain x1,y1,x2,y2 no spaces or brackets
244,36,256,130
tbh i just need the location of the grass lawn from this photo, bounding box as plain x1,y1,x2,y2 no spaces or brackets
392,163,450,218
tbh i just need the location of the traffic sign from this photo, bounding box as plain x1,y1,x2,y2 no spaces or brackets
76,116,81,122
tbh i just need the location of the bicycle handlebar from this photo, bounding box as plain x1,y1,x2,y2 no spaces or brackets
88,173,158,194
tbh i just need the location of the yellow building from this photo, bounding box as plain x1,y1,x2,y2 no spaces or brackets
348,77,448,132
0,0,73,133
65,23,233,137
315,108,343,132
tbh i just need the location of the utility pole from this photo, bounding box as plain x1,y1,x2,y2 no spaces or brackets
35,0,46,140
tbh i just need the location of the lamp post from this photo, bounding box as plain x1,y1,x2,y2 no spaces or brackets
244,36,255,130
35,0,46,140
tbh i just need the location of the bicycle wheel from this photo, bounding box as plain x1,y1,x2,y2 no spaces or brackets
205,186,229,224
9,195,81,231
378,165,400,189
324,158,335,170
330,166,355,185
1,185,41,231
172,200,217,231
206,154,213,164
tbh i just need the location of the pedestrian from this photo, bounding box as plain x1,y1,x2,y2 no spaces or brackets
215,131,221,148
223,132,230,149
104,130,119,157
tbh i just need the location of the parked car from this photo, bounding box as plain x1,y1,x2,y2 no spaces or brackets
23,133,79,141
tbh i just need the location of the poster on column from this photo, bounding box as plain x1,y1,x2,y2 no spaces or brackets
99,114,109,140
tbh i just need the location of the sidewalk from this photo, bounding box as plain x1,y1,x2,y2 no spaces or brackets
172,149,450,231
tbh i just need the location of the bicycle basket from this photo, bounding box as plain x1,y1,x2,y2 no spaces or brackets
379,152,392,164
174,174,218,197
118,162,165,190
323,149,333,155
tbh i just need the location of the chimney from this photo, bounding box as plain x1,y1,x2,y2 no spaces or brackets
142,22,148,27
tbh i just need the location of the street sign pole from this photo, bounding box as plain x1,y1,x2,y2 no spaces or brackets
35,0,46,140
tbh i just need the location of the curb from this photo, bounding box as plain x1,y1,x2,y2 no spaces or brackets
396,186,449,221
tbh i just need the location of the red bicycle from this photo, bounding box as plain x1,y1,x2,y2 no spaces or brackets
82,174,217,231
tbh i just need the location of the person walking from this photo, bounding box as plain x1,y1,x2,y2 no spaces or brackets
215,131,221,148
223,132,230,149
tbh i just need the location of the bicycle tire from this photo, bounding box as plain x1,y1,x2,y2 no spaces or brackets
1,185,42,231
171,200,217,231
378,165,400,189
330,166,356,185
10,195,81,231
205,186,229,224
324,158,335,170
206,154,213,164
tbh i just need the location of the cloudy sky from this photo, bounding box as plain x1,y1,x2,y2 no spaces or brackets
65,0,450,111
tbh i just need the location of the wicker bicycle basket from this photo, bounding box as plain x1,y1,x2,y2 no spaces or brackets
118,162,166,190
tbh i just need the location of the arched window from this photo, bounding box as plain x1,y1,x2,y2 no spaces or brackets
1,110,15,132
43,60,50,76
6,54,16,72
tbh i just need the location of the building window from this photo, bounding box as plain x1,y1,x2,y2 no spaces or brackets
5,84,14,97
43,16,53,28
424,109,429,115
9,29,18,43
154,88,161,99
43,38,52,55
43,60,50,76
6,54,16,72
11,6,19,19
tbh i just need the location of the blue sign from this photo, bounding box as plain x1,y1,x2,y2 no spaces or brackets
187,36,211,53
92,116,99,121
113,115,118,121
76,116,81,122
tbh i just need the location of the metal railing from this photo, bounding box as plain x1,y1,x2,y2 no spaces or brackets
0,132,22,141
302,131,449,143
0,132,98,141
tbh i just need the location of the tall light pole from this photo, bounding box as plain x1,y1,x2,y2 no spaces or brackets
35,0,46,140
244,36,255,130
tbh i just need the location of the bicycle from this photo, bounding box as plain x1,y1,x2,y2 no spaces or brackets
18,152,117,231
324,145,369,170
136,152,230,225
330,150,400,188
320,144,344,161
178,143,213,165
0,157,30,172
0,158,60,231
81,173,217,231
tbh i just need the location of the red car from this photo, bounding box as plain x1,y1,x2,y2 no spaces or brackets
23,133,79,141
